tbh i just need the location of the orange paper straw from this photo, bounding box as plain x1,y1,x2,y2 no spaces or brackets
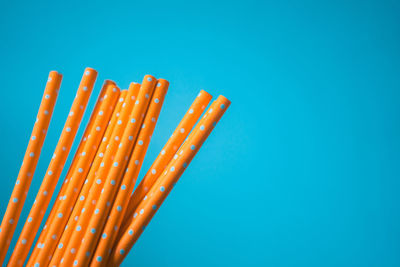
8,67,97,267
58,83,140,267
73,75,157,267
91,79,169,266
31,83,120,267
119,90,212,237
27,80,113,265
109,95,230,266
0,71,62,265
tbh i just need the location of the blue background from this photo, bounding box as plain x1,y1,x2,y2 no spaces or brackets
0,0,399,266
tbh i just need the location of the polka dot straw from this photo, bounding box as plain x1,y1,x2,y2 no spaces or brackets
8,67,97,266
108,95,231,266
32,82,120,267
48,89,129,266
0,71,62,266
91,79,169,266
27,80,113,266
73,75,157,267
118,89,212,237
58,83,140,267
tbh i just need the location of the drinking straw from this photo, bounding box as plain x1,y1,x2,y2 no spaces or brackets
91,79,169,266
32,83,120,267
27,80,113,265
8,67,97,266
48,88,131,266
118,90,212,237
73,75,157,267
58,83,140,267
0,71,62,265
108,95,230,266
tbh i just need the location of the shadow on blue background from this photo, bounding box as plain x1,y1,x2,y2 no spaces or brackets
0,0,399,266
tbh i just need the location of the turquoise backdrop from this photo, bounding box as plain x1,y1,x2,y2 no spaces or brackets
0,0,399,266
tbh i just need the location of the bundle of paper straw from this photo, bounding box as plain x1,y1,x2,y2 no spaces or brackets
0,67,230,267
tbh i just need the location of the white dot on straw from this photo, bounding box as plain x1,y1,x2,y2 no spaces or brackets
151,169,156,174
45,94,50,99
161,150,165,155
117,206,122,211
191,145,196,150
160,186,165,192
91,228,96,234
135,160,139,165
31,136,36,141
180,128,185,133
28,217,32,222
43,191,48,196
154,98,159,103
29,152,35,157
71,248,76,254
48,170,53,175
118,120,122,125
52,234,57,240
139,209,144,214
9,219,14,224
147,77,152,82
170,166,175,172
131,118,136,123
44,110,49,115
58,213,63,218
85,70,90,75
113,162,118,167
96,179,102,184
76,226,81,231
96,126,101,131
78,168,83,173
121,185,126,190
200,125,205,131
138,140,143,145
111,180,116,185
96,256,102,262
13,198,18,203
66,127,71,132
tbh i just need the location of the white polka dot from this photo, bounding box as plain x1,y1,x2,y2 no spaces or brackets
102,233,107,239
160,186,165,192
161,150,165,155
151,169,156,174
129,229,134,235
135,160,139,165
154,98,159,103
170,166,175,172
96,126,101,131
13,198,18,203
71,248,76,254
28,217,33,222
66,127,71,132
200,125,205,131
76,226,81,231
96,179,102,184
43,191,48,196
31,136,36,140
138,140,143,145
85,70,90,75
121,185,126,190
111,180,116,185
58,243,63,249
45,94,50,99
52,234,57,240
44,110,49,115
113,162,118,167
80,196,85,201
83,86,88,91
98,110,104,116
78,168,83,173
117,206,122,211
91,228,96,234
29,152,35,157
58,213,63,218
139,209,144,214
48,170,53,175
95,209,100,214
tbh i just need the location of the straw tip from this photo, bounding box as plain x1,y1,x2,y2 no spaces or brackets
143,75,156,83
156,78,169,87
217,95,231,107
104,79,117,86
199,89,213,100
84,67,98,75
